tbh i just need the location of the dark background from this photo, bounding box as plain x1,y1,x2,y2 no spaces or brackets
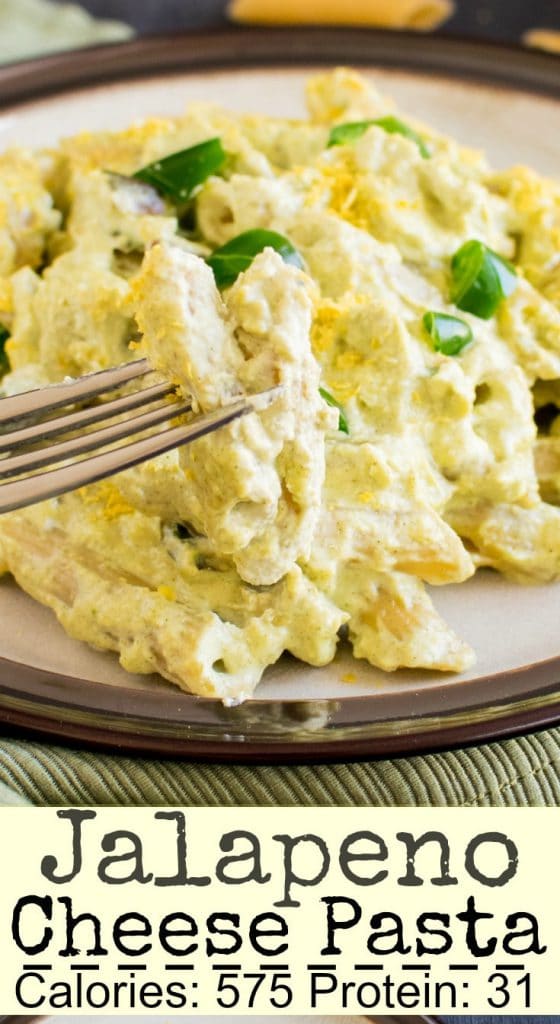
76,0,560,43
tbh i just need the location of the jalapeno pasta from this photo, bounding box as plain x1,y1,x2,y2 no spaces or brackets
0,69,559,702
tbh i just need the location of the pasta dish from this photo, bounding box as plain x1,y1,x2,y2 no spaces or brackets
0,69,559,703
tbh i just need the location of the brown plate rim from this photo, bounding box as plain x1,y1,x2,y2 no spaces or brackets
1,29,560,761
2,649,560,761
0,27,560,106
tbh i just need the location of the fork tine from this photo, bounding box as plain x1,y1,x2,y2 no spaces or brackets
0,358,151,425
0,379,177,453
0,399,250,513
0,395,193,478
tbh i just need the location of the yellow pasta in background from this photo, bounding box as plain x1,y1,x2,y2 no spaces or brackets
524,29,560,55
228,0,454,31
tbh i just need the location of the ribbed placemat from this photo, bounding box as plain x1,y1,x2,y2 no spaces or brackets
0,729,559,806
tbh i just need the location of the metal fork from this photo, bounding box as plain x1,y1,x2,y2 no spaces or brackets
0,358,257,514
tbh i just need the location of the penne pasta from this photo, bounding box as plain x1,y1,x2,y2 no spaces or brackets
228,0,454,31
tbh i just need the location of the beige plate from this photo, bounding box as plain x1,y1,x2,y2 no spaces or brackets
0,31,559,759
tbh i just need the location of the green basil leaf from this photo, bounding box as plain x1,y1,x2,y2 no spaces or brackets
327,121,375,147
319,387,349,434
450,240,517,319
134,138,226,203
0,325,10,375
328,116,430,157
207,229,304,288
423,311,473,356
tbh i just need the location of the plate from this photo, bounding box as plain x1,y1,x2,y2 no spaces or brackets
0,30,560,760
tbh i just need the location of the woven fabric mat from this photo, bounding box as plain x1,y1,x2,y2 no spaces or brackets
0,729,559,806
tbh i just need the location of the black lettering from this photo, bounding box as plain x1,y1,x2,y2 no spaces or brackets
320,896,361,955
58,896,108,957
98,831,153,884
139,981,163,1007
154,812,210,887
166,981,188,1008
159,913,197,956
113,913,152,956
339,831,389,886
12,895,53,954
206,913,242,956
457,895,497,957
397,831,458,887
15,972,45,1009
397,981,421,1008
49,981,72,1008
41,810,96,884
273,833,330,908
310,972,337,1007
86,981,110,1008
503,911,547,955
416,912,452,955
249,912,289,956
216,831,271,885
367,912,411,955
465,832,518,887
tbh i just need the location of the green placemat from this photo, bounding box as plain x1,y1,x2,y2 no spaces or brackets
0,730,559,806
